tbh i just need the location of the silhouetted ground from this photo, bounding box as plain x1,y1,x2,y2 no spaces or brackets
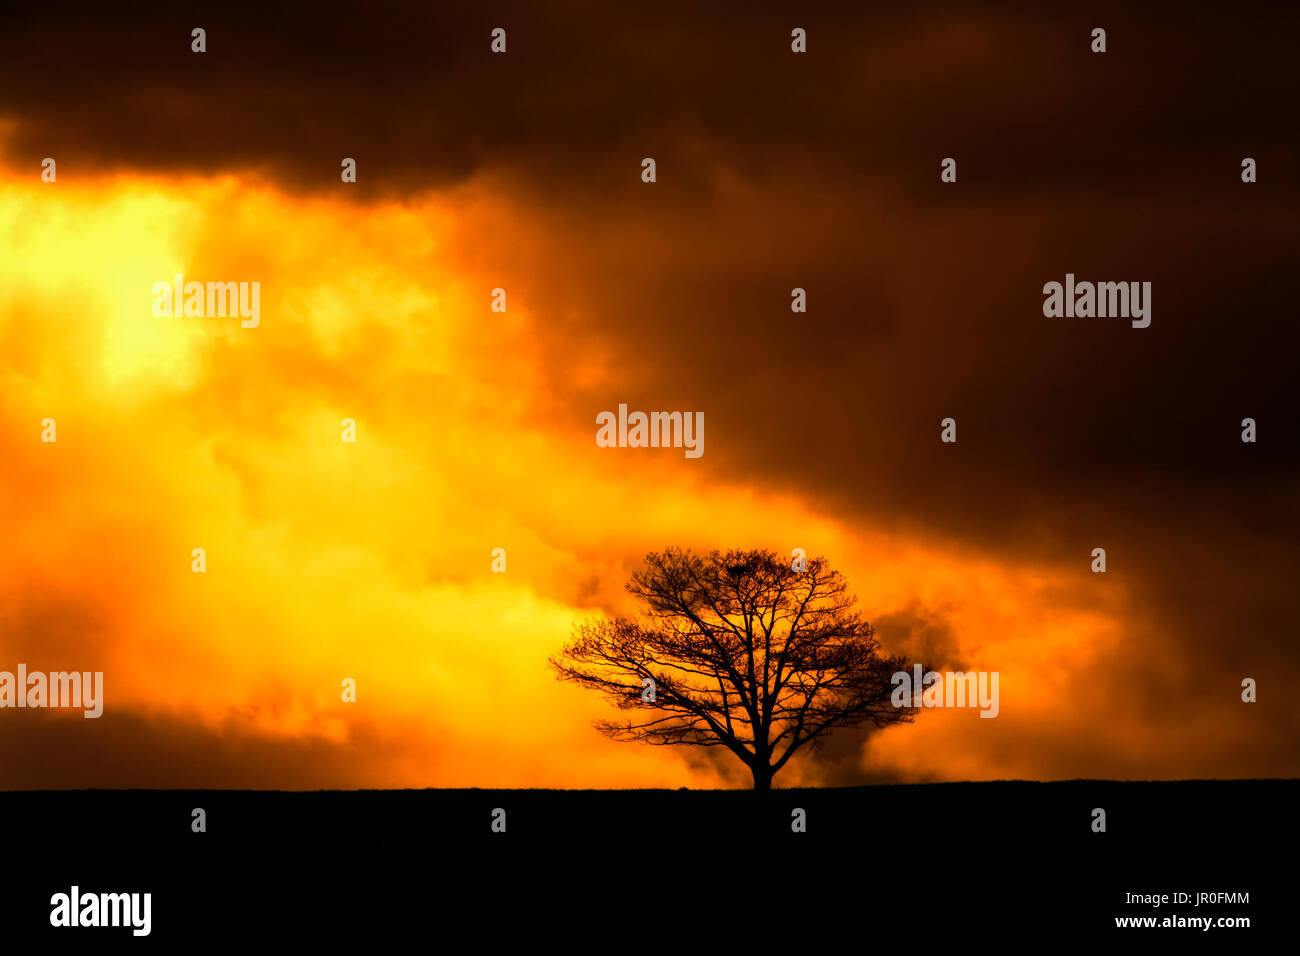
1,780,1290,943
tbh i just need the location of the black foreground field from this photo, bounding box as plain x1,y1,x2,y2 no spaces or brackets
1,779,1290,944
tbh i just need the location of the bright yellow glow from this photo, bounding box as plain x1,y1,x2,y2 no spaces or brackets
0,168,1136,788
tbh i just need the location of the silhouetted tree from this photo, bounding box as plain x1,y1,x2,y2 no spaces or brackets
551,548,919,790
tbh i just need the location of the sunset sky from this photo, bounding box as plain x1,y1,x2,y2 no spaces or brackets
1,2,1297,789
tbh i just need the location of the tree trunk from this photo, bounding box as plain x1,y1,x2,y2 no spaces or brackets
750,764,773,791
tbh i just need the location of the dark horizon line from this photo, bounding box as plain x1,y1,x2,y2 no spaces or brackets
3,777,1296,794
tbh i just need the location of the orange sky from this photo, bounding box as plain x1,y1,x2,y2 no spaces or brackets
1,163,1285,789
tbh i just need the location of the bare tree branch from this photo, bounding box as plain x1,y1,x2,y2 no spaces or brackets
550,548,921,789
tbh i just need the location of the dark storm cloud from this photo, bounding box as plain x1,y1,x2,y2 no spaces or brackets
0,707,399,789
874,604,964,672
2,2,1295,197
